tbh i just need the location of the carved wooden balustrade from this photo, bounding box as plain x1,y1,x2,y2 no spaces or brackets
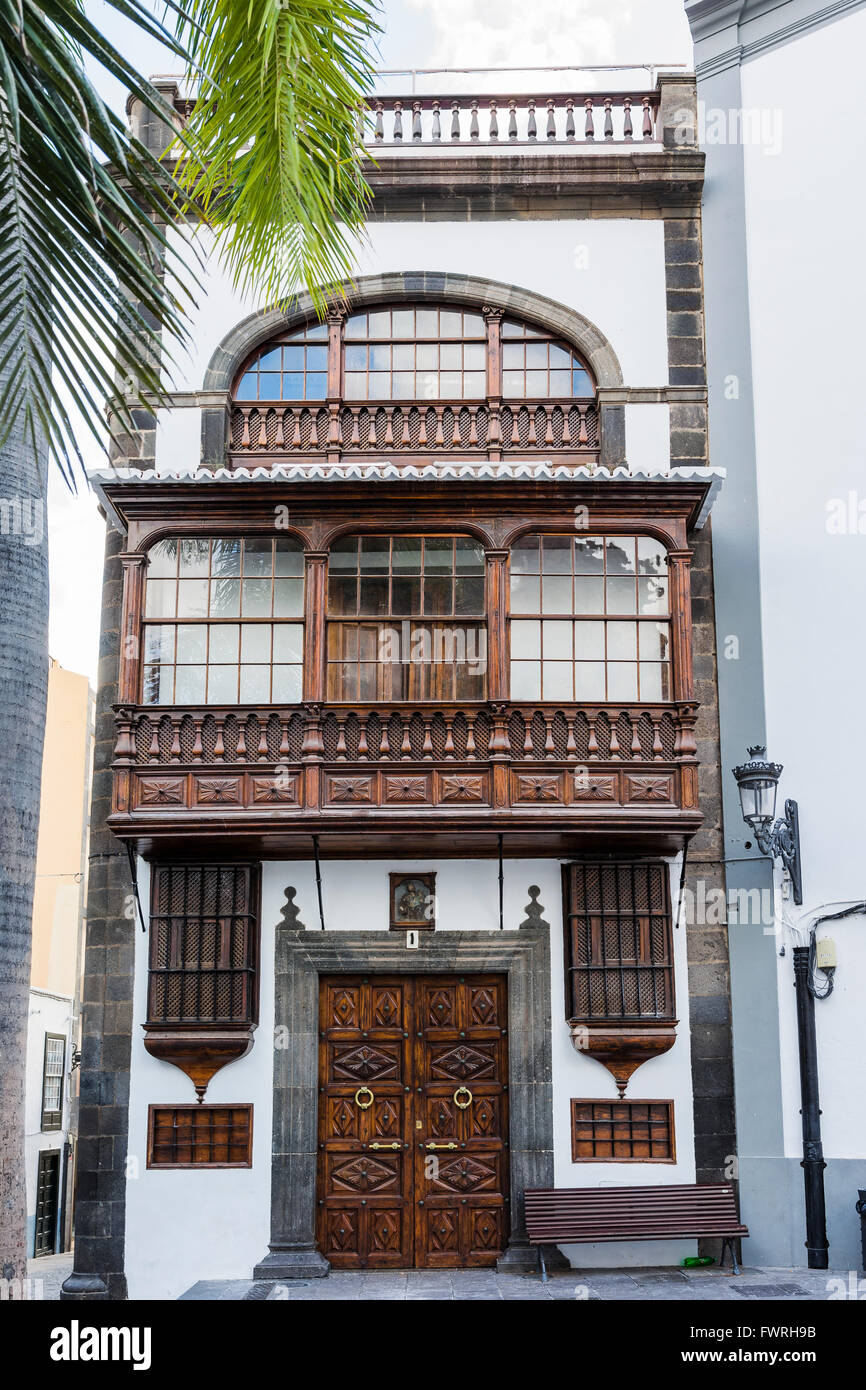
111,701,700,836
228,398,599,466
360,92,660,146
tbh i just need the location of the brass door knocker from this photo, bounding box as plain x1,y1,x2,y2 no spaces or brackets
453,1086,472,1109
354,1086,374,1109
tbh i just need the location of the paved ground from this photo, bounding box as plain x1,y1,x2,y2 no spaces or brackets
180,1265,854,1302
26,1252,74,1300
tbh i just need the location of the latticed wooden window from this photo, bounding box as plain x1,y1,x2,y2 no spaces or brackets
147,1104,253,1168
147,865,259,1026
563,860,674,1022
570,1099,675,1162
41,1034,65,1131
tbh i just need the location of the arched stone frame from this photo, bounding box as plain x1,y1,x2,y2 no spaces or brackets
253,918,554,1280
200,271,626,470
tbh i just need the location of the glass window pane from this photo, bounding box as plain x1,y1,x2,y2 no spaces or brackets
369,344,391,371
511,662,541,700
207,665,238,704
147,538,178,578
574,662,606,700
416,309,437,337
455,539,484,573
142,664,171,703
143,624,174,664
344,372,366,398
209,578,240,617
548,343,572,368
511,621,540,659
176,623,207,663
272,665,303,703
454,577,484,615
345,314,367,338
511,537,540,574
305,373,327,400
462,312,485,337
283,346,304,369
392,372,414,399
501,320,523,338
550,370,572,396
640,577,669,614
607,662,638,702
273,578,304,617
440,371,461,397
178,538,210,576
174,665,206,703
605,536,636,574
542,620,573,658
606,577,637,614
391,309,414,338
235,374,256,401
241,623,271,662
502,343,524,368
639,622,670,661
329,537,358,571
574,537,605,574
525,341,548,368
306,345,328,370
440,343,461,369
423,576,452,616
176,579,209,618
438,311,461,337
209,624,239,662
368,311,390,337
639,662,670,701
503,370,525,396
392,537,422,573
541,576,573,613
243,538,273,575
212,538,241,576
526,370,547,395
607,622,637,660
260,371,281,397
239,665,271,703
638,536,668,577
274,540,304,577
417,371,439,400
464,343,486,369
282,372,303,398
305,323,328,340
464,372,486,397
424,539,453,572
345,345,367,370
328,576,357,614
392,344,414,369
359,577,389,615
574,620,605,659
543,662,573,699
259,347,282,370
573,367,593,396
360,537,390,571
510,574,540,613
392,577,421,614
273,624,304,663
574,576,604,613
416,343,437,369
242,579,271,616
541,536,572,573
145,579,176,619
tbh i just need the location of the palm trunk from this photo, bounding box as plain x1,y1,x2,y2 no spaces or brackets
0,409,49,1287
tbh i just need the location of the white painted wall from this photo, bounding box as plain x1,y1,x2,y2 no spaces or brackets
25,990,74,1252
740,9,866,1163
125,853,696,1292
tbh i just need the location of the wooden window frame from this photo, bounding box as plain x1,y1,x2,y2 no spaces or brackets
146,1104,254,1169
562,859,676,1025
146,863,261,1029
570,1098,676,1163
40,1033,66,1132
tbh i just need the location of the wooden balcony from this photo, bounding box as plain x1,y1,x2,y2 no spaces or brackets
111,700,701,857
228,397,599,469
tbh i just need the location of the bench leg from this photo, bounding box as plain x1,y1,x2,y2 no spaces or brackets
538,1246,549,1284
720,1239,741,1276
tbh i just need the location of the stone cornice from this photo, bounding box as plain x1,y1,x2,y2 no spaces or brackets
688,0,866,66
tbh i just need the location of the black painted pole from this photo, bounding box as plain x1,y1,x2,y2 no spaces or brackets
792,945,829,1269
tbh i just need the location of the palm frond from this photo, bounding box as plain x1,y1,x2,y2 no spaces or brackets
0,0,199,484
176,0,382,317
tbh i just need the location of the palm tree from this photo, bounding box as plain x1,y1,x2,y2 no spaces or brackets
0,0,379,1288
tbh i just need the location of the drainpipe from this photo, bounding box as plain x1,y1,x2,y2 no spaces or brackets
791,945,828,1269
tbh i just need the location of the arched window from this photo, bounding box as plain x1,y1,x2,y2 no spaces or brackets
142,536,304,704
233,305,594,405
509,534,671,702
326,534,487,701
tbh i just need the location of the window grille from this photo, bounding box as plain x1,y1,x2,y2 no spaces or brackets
570,1099,675,1161
147,1105,253,1168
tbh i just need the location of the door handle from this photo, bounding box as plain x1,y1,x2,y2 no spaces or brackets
425,1142,457,1150
368,1142,400,1150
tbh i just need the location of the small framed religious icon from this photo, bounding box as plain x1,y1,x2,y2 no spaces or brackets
389,872,436,932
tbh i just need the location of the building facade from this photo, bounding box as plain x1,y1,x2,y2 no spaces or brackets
62,69,741,1301
26,659,93,1258
685,0,866,1270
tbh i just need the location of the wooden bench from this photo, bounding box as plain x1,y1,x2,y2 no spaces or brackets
524,1183,749,1281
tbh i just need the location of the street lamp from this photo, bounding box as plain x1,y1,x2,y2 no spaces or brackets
732,745,826,1269
732,745,803,904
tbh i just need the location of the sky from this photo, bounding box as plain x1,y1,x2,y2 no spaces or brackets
51,0,694,683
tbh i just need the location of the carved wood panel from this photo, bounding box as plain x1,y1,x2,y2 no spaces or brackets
317,973,509,1269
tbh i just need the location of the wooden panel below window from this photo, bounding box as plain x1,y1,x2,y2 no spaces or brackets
147,1104,253,1168
570,1099,675,1162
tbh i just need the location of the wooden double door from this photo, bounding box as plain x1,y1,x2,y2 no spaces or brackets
317,973,510,1268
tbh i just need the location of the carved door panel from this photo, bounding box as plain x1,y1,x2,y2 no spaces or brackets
318,977,413,1268
317,974,509,1269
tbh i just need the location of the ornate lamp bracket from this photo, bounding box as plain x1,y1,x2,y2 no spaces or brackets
754,798,803,906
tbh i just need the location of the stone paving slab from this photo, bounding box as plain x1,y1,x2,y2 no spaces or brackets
177,1265,850,1302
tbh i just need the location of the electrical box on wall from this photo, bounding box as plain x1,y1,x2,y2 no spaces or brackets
815,937,837,970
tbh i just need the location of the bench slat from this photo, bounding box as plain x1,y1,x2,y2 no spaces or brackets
524,1183,748,1246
